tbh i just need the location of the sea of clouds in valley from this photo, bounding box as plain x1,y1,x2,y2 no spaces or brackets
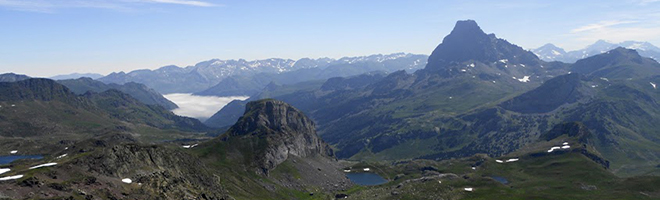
164,93,248,120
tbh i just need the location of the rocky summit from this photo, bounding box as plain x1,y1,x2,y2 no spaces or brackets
224,99,335,174
426,20,540,71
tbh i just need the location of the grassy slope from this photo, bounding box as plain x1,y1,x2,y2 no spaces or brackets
345,152,660,200
190,138,334,200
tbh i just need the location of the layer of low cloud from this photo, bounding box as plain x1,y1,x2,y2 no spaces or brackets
164,93,248,120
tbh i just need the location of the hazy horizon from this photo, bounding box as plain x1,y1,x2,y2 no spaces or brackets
2,0,660,77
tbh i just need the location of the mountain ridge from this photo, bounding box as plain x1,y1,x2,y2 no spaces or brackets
99,53,427,94
58,77,178,110
533,40,660,63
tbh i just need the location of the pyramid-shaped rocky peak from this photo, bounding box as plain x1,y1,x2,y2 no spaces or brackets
425,20,539,71
449,20,486,37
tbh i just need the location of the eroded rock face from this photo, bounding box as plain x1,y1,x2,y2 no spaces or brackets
70,143,230,199
227,99,334,174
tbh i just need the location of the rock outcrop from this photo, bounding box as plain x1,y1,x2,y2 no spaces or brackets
226,99,334,174
70,143,230,199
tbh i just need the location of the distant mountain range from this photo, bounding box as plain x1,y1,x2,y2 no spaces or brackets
0,73,177,110
533,40,660,63
98,53,427,94
4,20,660,199
209,20,660,176
209,19,570,155
50,73,104,80
0,78,209,145
57,77,178,110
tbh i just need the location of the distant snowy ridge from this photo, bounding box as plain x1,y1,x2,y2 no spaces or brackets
532,40,660,63
98,53,428,94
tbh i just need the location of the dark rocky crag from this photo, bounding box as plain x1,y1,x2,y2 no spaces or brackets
200,99,351,194
224,99,335,174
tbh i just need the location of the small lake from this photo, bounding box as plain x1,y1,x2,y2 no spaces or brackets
0,155,43,165
346,173,388,186
490,176,509,184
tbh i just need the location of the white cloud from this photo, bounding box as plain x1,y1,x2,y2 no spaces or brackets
637,0,660,5
0,0,217,12
141,0,216,7
558,18,660,50
163,93,248,120
570,20,638,33
570,20,660,43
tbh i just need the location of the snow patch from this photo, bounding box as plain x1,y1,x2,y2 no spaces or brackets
343,169,351,172
547,146,562,153
56,154,67,159
498,59,508,63
122,178,132,184
562,145,570,149
464,188,474,192
0,168,10,175
0,175,23,181
363,168,370,172
182,144,199,149
506,158,519,163
29,163,57,169
627,43,643,49
10,150,17,154
469,63,475,68
551,50,561,56
495,160,504,163
651,82,657,89
513,76,530,83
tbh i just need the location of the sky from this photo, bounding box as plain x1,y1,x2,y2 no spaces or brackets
1,0,659,77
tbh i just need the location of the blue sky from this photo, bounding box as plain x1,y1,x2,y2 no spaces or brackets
1,0,659,77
